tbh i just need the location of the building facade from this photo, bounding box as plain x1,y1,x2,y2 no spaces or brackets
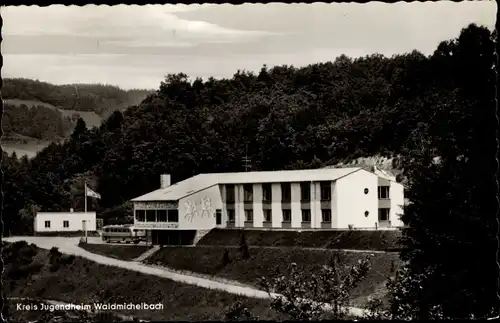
131,168,405,245
34,211,97,233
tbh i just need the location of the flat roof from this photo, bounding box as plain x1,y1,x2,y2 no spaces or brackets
131,167,362,202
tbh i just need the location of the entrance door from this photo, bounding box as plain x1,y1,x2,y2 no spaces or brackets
216,209,222,225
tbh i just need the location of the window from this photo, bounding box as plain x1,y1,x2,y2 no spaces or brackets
146,210,156,222
167,210,179,222
378,186,390,199
216,210,222,225
378,208,390,221
44,221,50,228
226,185,235,203
245,210,254,222
365,211,369,217
282,210,291,222
321,210,331,223
135,210,146,222
300,183,310,201
320,182,331,200
262,184,272,202
364,188,369,194
243,184,253,202
302,209,311,222
157,210,167,222
264,209,272,222
281,183,291,202
63,220,69,228
227,210,235,222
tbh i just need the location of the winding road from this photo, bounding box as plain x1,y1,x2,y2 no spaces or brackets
4,236,367,317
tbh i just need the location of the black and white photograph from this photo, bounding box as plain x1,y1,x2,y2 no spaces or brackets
1,1,498,322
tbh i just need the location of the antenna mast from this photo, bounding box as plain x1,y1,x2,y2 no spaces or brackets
242,144,251,172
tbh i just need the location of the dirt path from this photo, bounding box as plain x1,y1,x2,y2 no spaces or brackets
5,236,367,317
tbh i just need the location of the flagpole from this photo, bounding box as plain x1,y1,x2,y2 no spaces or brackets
84,180,87,214
84,180,88,243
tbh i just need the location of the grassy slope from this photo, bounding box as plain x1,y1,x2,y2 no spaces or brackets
79,243,151,261
4,98,103,129
197,229,403,251
145,246,402,308
3,241,282,321
3,99,102,158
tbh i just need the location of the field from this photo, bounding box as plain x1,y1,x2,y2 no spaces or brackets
145,246,402,308
2,241,284,321
197,229,404,251
79,243,151,261
4,98,103,129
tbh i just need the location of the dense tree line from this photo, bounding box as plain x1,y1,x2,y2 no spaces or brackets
3,103,75,140
2,78,153,118
1,24,497,318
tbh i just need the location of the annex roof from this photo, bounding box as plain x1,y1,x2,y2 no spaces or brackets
131,167,362,202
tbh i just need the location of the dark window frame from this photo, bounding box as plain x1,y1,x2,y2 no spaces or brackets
63,220,69,228
320,182,331,201
378,186,390,199
281,183,292,202
282,209,292,222
145,210,156,222
167,210,179,222
245,209,254,222
157,210,168,222
227,210,235,222
135,210,146,222
243,184,254,202
44,221,50,228
263,209,272,222
321,209,331,223
226,184,236,203
378,208,390,221
262,184,272,201
301,209,311,222
300,182,311,201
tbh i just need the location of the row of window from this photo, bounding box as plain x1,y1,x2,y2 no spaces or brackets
227,208,391,223
227,209,332,223
226,182,332,203
226,183,390,202
44,220,69,228
135,210,179,222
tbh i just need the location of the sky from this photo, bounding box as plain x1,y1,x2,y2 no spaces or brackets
1,2,496,90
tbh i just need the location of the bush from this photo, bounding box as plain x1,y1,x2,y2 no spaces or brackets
258,253,372,320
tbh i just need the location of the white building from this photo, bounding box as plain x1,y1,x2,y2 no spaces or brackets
34,210,97,233
131,168,405,245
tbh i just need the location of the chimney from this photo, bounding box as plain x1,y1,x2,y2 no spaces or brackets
70,208,74,213
160,174,171,189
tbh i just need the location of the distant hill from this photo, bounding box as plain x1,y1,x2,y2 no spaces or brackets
2,78,154,119
2,78,154,157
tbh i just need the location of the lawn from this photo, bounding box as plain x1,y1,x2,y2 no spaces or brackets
79,243,151,261
145,245,402,308
197,228,404,251
2,241,284,321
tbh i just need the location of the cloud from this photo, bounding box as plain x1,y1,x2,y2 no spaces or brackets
1,4,279,47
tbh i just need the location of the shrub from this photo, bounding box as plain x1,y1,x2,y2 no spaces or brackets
258,253,372,320
224,300,259,321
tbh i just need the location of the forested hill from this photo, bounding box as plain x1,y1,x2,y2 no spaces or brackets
2,78,154,119
3,24,494,234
